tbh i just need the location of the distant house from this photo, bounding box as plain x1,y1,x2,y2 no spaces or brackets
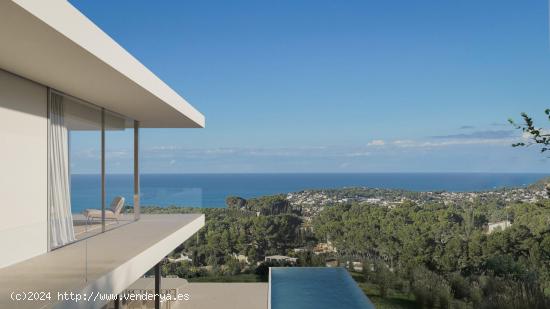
265,255,298,264
325,258,338,268
232,253,250,264
351,261,363,272
487,220,512,234
313,241,337,255
167,253,193,263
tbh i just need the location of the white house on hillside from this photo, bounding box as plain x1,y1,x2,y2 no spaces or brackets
487,220,512,234
265,255,298,264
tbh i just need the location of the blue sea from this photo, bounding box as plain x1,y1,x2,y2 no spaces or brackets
270,267,374,309
70,173,548,213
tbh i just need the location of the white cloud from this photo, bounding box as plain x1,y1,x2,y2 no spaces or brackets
393,140,415,146
367,139,385,146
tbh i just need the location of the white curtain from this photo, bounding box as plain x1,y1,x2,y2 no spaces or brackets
48,93,76,248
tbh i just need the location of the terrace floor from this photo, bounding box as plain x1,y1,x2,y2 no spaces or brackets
72,213,134,240
0,214,205,309
177,283,268,309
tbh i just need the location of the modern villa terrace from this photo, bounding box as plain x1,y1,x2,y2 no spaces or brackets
0,0,206,308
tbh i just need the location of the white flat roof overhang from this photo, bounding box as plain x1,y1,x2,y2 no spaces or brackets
0,214,205,309
0,0,204,128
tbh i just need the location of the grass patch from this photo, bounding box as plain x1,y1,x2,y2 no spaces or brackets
349,271,419,309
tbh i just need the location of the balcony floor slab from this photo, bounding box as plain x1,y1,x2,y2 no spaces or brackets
0,214,204,309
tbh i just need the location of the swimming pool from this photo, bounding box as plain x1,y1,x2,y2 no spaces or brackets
269,267,374,309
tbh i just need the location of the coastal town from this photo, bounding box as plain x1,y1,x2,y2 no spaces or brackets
286,183,549,221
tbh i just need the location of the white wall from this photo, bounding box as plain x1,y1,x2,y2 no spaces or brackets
0,70,47,268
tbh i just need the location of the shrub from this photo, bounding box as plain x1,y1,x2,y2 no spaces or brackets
372,261,395,298
411,267,451,308
449,272,470,300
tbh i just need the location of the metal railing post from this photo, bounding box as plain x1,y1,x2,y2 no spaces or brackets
101,108,106,232
134,120,140,220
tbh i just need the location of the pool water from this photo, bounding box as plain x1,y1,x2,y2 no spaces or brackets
270,267,374,309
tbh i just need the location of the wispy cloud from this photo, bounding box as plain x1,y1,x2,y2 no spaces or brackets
72,148,100,159
430,130,516,139
106,150,129,159
144,145,337,158
143,136,516,162
346,151,371,157
69,133,535,173
390,138,513,148
363,132,520,149
339,162,351,168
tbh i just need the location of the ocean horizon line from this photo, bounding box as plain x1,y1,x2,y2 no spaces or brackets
71,172,550,175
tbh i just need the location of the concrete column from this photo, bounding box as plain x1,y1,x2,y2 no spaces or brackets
155,262,161,309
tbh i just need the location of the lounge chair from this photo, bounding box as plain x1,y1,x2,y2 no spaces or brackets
83,196,125,224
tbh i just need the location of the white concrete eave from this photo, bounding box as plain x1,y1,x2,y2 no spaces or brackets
0,0,205,128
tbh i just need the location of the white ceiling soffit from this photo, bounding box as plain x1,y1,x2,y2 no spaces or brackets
0,0,205,128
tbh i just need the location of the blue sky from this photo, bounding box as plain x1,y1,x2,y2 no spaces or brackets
69,0,550,173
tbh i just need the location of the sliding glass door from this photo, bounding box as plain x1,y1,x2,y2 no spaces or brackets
104,110,134,231
47,90,136,249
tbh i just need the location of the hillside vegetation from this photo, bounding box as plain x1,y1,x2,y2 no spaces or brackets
140,188,550,309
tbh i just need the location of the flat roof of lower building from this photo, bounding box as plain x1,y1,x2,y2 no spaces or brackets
180,283,268,309
122,279,268,309
0,214,205,309
0,0,204,128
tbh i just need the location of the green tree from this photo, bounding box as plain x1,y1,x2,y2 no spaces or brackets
509,110,550,153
